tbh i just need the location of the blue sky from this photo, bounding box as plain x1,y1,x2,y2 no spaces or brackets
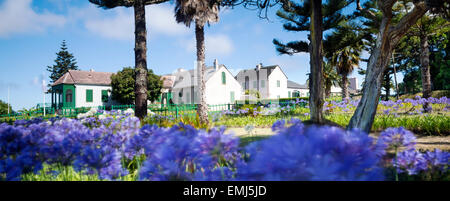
0,0,401,111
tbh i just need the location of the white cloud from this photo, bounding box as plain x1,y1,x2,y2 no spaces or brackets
74,4,189,40
84,8,134,40
185,34,234,56
0,0,66,37
147,5,189,36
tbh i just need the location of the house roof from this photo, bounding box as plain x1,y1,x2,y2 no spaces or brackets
236,65,289,80
171,64,231,88
52,70,113,86
161,75,176,88
287,80,308,89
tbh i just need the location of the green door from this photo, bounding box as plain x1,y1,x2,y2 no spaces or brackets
167,92,173,104
63,84,75,108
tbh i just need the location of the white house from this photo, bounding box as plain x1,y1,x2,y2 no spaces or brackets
287,80,309,98
161,59,242,105
330,77,359,96
236,64,306,100
50,70,116,109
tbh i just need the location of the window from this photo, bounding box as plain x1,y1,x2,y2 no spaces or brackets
245,76,249,90
86,89,93,102
277,80,280,87
66,89,73,103
102,90,109,102
222,72,226,84
261,80,265,88
253,81,257,88
277,95,280,99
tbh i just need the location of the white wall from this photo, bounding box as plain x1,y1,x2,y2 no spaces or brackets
287,88,309,97
75,84,113,108
268,67,288,99
205,67,242,105
170,67,241,105
331,85,342,93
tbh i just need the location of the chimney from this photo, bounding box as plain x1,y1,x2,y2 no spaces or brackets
214,59,219,71
256,63,262,71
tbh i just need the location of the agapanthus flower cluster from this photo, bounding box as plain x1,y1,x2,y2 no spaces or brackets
1,112,449,181
238,119,385,181
138,124,242,181
376,127,449,176
377,127,416,151
0,115,138,181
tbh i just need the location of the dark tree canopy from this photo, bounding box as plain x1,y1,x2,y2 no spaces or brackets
111,67,163,105
111,67,162,104
273,0,351,56
47,40,78,84
0,100,13,115
89,0,168,8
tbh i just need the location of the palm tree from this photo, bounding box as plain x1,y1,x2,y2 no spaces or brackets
89,0,169,119
323,62,339,99
332,46,360,100
327,23,364,100
174,0,220,125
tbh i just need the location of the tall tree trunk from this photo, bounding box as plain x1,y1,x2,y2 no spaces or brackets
341,76,349,100
383,70,391,101
348,1,427,133
134,0,148,119
195,23,209,125
420,33,432,112
348,16,393,133
309,0,324,124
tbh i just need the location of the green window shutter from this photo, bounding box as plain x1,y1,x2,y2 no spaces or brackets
222,72,226,84
277,80,280,87
230,91,235,103
86,89,93,102
102,90,108,102
288,91,291,98
253,81,257,88
261,80,265,88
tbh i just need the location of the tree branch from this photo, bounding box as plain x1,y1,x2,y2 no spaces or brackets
144,0,170,5
356,0,376,18
389,1,428,44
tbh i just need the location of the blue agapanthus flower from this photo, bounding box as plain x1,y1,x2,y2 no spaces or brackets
423,149,450,172
138,124,241,181
271,119,285,132
74,145,128,180
377,127,416,150
394,149,427,175
237,124,384,181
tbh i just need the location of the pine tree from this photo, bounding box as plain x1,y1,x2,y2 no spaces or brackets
89,0,170,120
272,0,350,124
47,40,78,85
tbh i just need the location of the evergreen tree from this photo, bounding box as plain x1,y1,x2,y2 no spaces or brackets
273,0,351,124
89,0,170,120
47,40,78,85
